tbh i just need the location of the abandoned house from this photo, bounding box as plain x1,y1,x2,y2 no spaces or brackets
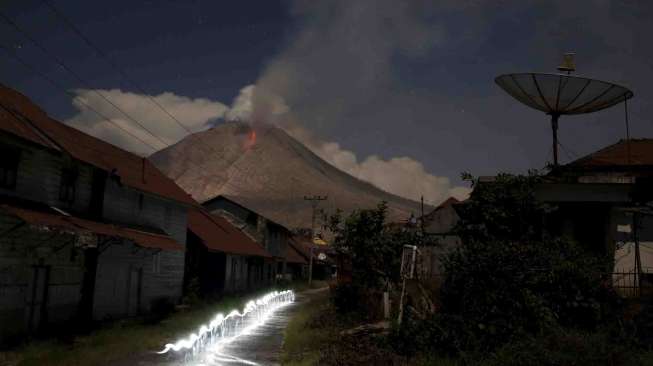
186,207,273,296
202,195,290,280
0,85,194,343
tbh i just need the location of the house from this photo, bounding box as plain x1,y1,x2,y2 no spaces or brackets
284,241,308,281
417,197,462,280
475,139,653,287
535,139,653,274
290,236,335,281
202,195,291,280
186,208,273,296
0,85,193,342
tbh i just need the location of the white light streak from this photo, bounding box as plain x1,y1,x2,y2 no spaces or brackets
157,290,295,356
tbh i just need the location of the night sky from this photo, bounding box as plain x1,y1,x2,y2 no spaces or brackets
1,1,652,202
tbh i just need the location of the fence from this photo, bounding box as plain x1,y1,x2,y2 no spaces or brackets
612,268,653,298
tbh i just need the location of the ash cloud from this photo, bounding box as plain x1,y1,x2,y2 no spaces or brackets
243,0,470,204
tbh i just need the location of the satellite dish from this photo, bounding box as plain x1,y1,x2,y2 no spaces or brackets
495,54,634,165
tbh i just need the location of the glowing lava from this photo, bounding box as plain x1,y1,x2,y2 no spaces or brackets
244,129,257,149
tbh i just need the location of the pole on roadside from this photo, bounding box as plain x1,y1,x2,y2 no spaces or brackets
304,195,327,286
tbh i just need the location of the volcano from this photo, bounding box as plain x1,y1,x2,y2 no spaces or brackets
150,122,427,229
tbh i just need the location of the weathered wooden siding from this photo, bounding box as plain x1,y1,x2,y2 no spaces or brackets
102,179,187,244
93,241,183,320
0,133,188,342
0,136,93,213
0,212,84,342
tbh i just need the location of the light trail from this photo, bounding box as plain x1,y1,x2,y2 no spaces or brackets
157,290,295,358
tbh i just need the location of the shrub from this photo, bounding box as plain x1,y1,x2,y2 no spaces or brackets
327,202,435,317
395,172,624,355
486,327,634,366
438,237,621,351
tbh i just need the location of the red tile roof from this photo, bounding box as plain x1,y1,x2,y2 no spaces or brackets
567,139,653,168
187,208,271,257
0,84,196,206
1,203,183,251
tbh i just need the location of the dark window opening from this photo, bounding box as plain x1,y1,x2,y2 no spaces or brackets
246,212,257,227
0,147,20,189
59,166,78,204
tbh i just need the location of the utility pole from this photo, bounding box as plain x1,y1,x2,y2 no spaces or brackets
304,195,327,286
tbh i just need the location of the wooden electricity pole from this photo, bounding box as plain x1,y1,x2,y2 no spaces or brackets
304,195,327,285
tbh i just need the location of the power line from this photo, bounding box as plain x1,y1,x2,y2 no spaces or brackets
31,5,287,198
0,44,160,152
1,9,298,213
39,0,191,136
0,11,169,148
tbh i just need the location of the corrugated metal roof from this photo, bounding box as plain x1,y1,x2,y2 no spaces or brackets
1,203,183,251
0,84,196,206
568,139,653,168
187,208,271,257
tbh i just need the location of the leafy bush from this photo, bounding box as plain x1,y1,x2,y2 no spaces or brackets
485,327,634,366
439,237,621,351
392,172,623,355
327,202,431,315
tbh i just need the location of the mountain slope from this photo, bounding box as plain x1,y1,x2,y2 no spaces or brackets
150,122,427,229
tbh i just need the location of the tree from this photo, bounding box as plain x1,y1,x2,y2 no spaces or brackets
399,172,620,353
328,202,427,313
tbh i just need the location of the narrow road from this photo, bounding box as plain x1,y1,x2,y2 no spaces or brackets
125,288,325,366
207,288,326,366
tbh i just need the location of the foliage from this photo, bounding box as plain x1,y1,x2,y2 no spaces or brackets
394,172,622,355
456,170,549,243
439,237,620,351
485,327,636,366
327,202,432,313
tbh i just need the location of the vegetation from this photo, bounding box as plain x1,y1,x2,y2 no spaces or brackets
287,171,653,365
327,202,434,316
390,172,642,364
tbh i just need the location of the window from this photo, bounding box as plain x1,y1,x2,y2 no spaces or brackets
59,166,78,204
0,147,20,189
